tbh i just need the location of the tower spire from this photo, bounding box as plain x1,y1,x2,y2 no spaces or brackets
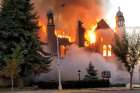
118,6,120,11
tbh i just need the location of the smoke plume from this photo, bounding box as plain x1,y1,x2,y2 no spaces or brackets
33,0,109,42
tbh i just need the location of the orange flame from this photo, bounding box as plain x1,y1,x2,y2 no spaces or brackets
38,20,47,43
38,19,72,43
38,19,96,46
55,30,72,43
85,25,96,47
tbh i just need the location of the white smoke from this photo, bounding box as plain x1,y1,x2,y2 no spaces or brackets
60,44,129,83
39,44,140,84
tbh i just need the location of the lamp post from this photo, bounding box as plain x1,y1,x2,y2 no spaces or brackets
55,4,66,90
78,70,81,81
57,37,62,90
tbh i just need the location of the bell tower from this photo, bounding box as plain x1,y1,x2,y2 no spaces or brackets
47,10,57,54
115,7,125,37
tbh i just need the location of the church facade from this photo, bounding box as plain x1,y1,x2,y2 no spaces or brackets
93,8,125,58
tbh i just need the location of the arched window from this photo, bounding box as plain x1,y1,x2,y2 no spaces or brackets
108,45,112,56
103,45,107,56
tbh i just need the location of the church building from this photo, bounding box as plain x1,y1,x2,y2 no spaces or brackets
93,8,125,58
45,8,125,58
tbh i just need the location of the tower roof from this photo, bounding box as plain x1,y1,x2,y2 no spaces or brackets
96,19,110,30
116,7,124,21
116,7,123,16
47,10,53,17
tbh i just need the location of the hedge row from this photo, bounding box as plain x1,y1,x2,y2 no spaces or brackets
37,80,110,89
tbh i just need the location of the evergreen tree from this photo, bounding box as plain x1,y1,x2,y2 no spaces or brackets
84,62,98,81
0,0,51,86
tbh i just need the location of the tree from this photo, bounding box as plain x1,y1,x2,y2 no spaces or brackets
84,62,98,81
3,45,22,91
112,32,140,89
0,0,51,87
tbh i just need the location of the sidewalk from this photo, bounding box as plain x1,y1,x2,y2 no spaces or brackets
95,87,139,91
0,87,140,93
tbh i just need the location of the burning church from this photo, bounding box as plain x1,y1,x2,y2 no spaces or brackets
34,0,134,83
44,7,125,59
34,8,128,83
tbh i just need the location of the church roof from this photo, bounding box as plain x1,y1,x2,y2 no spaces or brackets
96,19,110,30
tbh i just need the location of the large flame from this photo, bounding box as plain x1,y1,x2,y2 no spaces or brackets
85,25,96,47
33,0,107,43
38,20,47,43
38,19,97,46
38,19,72,43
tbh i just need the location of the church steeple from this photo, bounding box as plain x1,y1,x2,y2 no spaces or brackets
47,10,57,54
115,7,125,37
116,7,125,27
47,10,55,25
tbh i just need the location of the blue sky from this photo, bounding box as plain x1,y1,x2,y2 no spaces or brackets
105,0,140,29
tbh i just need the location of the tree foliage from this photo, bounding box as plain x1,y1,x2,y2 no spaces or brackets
84,62,98,81
3,45,22,78
112,31,140,88
0,0,51,85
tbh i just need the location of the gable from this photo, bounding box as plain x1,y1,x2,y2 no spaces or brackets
96,19,110,30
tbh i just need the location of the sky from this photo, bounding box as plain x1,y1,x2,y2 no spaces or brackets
105,0,140,29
